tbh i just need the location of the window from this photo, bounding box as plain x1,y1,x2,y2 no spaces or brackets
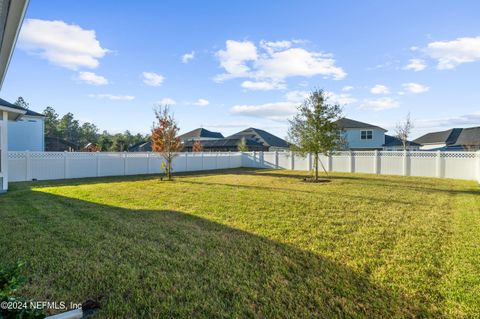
361,130,373,140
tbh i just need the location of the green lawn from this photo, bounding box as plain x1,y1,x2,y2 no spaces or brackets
1,169,479,318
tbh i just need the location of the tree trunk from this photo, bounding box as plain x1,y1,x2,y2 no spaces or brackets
314,153,319,181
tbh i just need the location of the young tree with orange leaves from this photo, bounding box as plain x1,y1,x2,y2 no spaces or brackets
151,106,182,180
192,140,203,152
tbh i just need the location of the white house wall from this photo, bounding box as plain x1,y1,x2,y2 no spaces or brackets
8,116,44,151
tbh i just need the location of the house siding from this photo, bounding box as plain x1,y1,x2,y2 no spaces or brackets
8,116,44,151
343,128,385,150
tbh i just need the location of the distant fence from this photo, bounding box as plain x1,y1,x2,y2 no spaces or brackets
8,150,480,182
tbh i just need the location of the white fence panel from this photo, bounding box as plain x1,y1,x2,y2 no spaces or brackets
98,153,124,177
353,151,375,174
31,152,65,180
410,152,437,178
379,152,404,176
443,152,477,180
294,155,309,171
277,152,290,169
331,153,350,172
7,150,479,183
8,152,27,182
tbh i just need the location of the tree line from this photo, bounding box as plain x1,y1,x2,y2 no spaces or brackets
14,97,148,152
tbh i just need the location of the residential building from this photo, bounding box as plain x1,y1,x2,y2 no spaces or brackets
5,99,45,151
227,127,289,151
179,128,223,142
183,138,266,152
335,118,387,150
0,0,30,192
383,135,421,151
414,127,480,151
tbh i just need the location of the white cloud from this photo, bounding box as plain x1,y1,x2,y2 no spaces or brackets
215,40,258,81
88,94,135,101
215,39,346,85
342,85,354,91
404,58,426,71
416,112,480,128
325,92,357,105
402,82,429,94
241,80,286,91
230,101,298,121
256,48,346,80
194,98,210,106
361,97,399,111
182,51,195,63
230,89,355,121
142,72,164,86
157,98,176,105
370,84,390,95
78,71,108,85
19,19,108,70
424,36,480,69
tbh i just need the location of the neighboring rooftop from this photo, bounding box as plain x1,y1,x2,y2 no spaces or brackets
228,127,289,149
183,138,265,149
450,127,480,147
414,128,464,145
0,97,44,117
335,118,387,132
178,128,224,140
383,135,421,147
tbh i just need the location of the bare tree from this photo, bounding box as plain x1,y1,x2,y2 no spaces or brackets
395,113,413,150
151,105,182,180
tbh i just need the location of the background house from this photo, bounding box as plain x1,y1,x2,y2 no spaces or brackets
414,127,480,151
227,128,289,151
383,135,421,151
0,0,30,192
183,138,266,152
335,118,387,150
4,98,45,151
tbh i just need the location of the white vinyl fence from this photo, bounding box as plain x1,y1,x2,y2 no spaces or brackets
8,150,480,183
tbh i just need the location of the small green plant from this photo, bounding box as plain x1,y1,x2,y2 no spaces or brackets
237,137,249,152
0,261,45,319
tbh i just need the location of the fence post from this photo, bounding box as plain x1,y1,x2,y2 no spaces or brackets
216,152,219,169
436,150,442,178
327,152,332,172
349,151,354,173
275,151,279,168
477,150,480,183
123,152,127,175
402,150,408,176
290,151,294,170
63,151,68,179
25,150,31,181
185,152,188,171
308,153,312,171
259,151,264,168
146,153,150,174
374,150,379,174
96,152,100,177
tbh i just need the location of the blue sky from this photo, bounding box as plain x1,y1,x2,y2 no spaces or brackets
3,0,480,138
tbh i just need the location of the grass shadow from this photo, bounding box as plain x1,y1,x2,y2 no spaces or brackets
0,185,434,318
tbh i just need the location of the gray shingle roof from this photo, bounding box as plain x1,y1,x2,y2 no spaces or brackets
451,127,480,146
0,97,44,117
227,128,289,148
183,138,264,148
414,128,463,145
334,118,387,131
179,128,224,140
383,134,421,147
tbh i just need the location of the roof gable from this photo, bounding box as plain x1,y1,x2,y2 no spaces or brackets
335,118,387,131
179,128,224,139
227,128,289,148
